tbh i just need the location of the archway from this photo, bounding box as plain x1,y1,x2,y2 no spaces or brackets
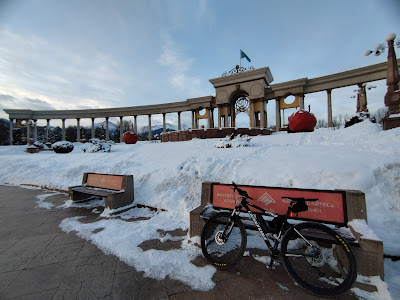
231,94,250,127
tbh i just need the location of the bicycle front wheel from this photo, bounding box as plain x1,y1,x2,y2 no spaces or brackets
201,212,247,269
281,222,357,297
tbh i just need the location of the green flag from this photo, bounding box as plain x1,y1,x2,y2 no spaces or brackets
240,49,251,62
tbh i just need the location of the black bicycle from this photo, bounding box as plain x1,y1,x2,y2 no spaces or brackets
201,182,357,297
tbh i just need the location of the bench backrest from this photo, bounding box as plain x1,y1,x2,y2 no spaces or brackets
84,173,124,190
201,182,367,226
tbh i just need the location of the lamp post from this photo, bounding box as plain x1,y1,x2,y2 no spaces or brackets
365,33,400,130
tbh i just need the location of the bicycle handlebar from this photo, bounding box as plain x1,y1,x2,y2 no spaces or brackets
232,181,253,200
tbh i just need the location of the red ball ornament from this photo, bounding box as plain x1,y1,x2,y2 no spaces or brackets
288,110,317,132
123,132,138,144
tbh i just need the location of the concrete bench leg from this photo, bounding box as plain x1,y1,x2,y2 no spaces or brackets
190,206,206,237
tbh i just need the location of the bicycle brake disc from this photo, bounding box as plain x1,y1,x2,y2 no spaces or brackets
215,231,225,245
305,246,325,267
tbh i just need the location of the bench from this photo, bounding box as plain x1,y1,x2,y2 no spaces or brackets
69,173,134,210
190,182,384,284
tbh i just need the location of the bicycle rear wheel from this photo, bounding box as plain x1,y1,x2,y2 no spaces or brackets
281,222,357,297
201,212,247,269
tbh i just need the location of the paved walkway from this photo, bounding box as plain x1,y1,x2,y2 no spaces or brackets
0,185,358,299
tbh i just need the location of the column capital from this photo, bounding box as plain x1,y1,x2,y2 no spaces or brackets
326,88,332,94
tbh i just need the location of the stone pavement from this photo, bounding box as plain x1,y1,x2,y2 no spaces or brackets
0,185,358,300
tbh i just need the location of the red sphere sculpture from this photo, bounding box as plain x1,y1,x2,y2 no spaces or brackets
123,132,138,144
288,110,317,132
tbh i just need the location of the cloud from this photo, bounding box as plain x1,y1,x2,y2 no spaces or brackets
24,98,55,110
0,29,129,113
157,32,211,97
0,94,15,102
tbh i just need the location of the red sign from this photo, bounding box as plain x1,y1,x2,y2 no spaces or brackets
212,184,345,224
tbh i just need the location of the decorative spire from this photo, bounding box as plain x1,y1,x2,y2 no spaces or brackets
222,65,255,77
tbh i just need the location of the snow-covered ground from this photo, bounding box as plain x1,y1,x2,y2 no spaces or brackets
0,120,399,299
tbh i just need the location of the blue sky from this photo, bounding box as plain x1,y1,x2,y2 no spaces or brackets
0,0,399,128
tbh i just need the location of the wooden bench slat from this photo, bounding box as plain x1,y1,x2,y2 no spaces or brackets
86,173,124,190
71,186,119,197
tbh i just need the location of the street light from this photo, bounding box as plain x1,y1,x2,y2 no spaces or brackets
365,33,400,130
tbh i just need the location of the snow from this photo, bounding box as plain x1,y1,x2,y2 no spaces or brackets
1,120,400,297
352,275,392,300
348,219,381,241
35,193,56,209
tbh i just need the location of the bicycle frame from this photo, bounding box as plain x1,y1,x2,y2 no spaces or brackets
227,195,290,261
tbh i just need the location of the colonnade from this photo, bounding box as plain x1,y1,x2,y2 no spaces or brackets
7,83,370,145
8,108,219,145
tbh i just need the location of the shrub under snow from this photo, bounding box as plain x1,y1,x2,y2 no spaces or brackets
52,141,74,153
215,134,254,148
82,138,112,153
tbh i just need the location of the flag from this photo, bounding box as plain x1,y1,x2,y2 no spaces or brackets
240,49,251,62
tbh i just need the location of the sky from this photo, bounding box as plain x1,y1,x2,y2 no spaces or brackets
0,0,399,128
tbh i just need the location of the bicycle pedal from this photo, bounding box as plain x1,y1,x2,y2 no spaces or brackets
267,264,275,270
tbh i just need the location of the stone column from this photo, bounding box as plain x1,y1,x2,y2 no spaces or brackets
275,98,281,132
384,36,400,114
119,116,123,143
177,112,181,131
134,115,138,134
163,113,166,133
211,108,215,128
33,120,37,141
26,120,31,144
265,101,268,128
46,119,50,142
218,105,222,128
91,118,95,139
230,105,235,127
148,114,152,141
260,100,266,129
207,109,212,128
77,118,81,142
358,83,368,112
191,110,195,129
250,100,255,128
62,119,66,141
299,94,305,110
105,117,109,141
9,119,13,145
327,89,333,127
224,105,229,127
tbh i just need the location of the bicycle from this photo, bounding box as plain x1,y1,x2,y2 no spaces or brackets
201,182,357,297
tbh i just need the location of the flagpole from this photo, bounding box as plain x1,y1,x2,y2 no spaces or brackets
240,49,241,68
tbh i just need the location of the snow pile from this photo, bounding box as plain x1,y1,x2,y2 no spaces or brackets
345,111,376,128
1,120,400,297
352,275,392,300
60,213,216,291
348,219,380,241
